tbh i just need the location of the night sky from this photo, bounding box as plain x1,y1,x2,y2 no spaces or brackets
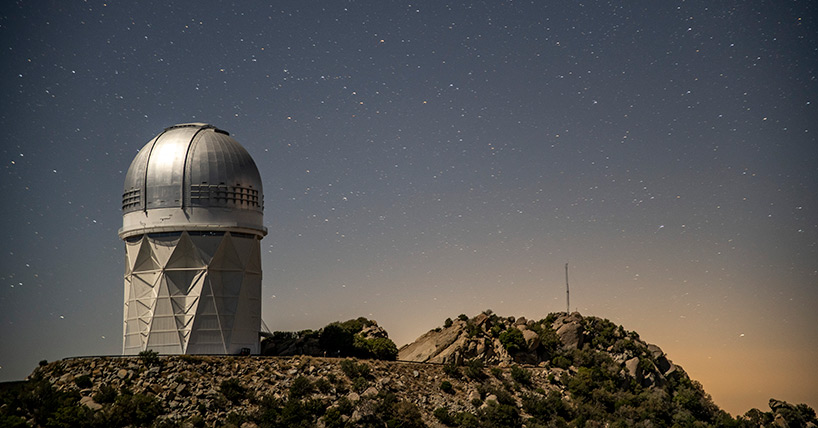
1,0,816,415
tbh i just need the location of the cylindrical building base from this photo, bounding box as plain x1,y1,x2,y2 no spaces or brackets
122,230,261,355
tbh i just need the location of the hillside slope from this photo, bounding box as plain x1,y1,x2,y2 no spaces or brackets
2,312,815,427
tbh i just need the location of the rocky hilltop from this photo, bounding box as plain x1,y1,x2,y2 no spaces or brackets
399,311,677,390
1,312,815,427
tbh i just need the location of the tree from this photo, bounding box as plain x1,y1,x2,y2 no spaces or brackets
499,328,526,354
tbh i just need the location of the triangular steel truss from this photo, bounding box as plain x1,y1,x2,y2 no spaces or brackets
123,231,261,355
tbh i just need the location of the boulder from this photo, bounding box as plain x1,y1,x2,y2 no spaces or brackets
398,325,465,363
647,344,664,359
556,322,583,349
473,313,490,327
522,329,540,352
80,396,102,411
625,357,640,378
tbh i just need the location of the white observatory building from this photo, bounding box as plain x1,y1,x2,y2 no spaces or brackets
119,123,266,355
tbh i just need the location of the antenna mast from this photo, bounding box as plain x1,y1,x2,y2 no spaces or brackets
565,262,570,313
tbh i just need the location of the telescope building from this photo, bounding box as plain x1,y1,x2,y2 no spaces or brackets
119,123,266,355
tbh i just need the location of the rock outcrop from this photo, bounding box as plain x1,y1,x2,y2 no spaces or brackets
398,311,679,389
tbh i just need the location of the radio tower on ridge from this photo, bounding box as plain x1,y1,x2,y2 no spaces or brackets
565,262,570,313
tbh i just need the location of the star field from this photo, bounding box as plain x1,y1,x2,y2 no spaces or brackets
1,0,816,414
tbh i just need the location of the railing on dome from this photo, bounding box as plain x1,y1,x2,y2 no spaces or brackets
189,183,261,209
122,189,141,211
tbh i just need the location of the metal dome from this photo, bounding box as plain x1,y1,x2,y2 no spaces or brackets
119,123,266,238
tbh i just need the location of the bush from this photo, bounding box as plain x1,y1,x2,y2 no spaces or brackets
253,395,324,427
106,393,163,427
478,383,516,406
477,400,522,428
289,376,314,399
351,377,369,393
552,355,571,369
444,318,453,328
499,328,526,354
456,411,481,428
523,390,572,423
443,361,461,379
93,384,118,404
74,374,92,389
339,359,371,380
458,314,469,321
314,377,332,394
46,403,95,427
538,327,561,357
138,349,159,367
464,359,486,380
365,337,398,361
440,380,454,394
434,407,457,426
361,392,426,428
220,379,247,404
510,365,531,385
38,360,48,367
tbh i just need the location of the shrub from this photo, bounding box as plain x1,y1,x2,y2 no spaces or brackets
523,390,572,423
106,393,163,427
491,367,504,379
178,354,204,364
464,359,486,380
38,360,48,367
434,407,457,426
499,328,526,354
74,374,92,389
538,327,561,357
444,318,453,328
552,355,571,369
138,349,159,367
314,377,332,394
93,384,118,404
440,380,454,394
510,365,531,385
253,395,324,427
458,314,469,321
364,392,426,428
46,403,95,427
351,377,369,393
226,411,249,426
0,415,27,428
466,322,482,338
365,337,399,360
443,361,461,379
456,411,481,428
322,407,344,428
478,383,516,406
289,376,314,399
477,400,522,428
339,359,371,380
220,379,247,404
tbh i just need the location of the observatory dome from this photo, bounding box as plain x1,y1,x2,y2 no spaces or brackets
119,123,266,238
